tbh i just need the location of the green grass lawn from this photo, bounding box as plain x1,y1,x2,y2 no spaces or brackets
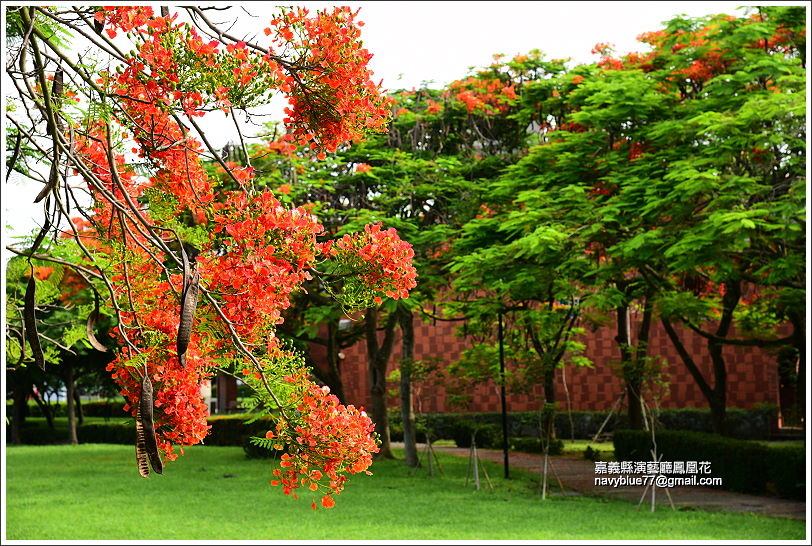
559,439,615,459
4,444,805,541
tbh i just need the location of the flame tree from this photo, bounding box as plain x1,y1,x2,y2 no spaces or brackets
4,5,416,509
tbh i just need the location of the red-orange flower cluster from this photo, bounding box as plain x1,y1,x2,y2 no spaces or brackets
205,190,323,339
332,223,418,304
447,76,518,114
95,5,389,154
267,368,379,509
268,7,391,155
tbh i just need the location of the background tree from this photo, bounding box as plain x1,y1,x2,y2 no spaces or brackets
5,249,116,444
599,8,807,432
446,7,805,433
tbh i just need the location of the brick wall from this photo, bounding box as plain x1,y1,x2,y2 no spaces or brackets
328,314,780,414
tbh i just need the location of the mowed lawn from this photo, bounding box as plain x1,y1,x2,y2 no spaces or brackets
4,444,806,541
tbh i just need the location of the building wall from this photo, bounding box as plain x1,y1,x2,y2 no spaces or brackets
332,314,780,415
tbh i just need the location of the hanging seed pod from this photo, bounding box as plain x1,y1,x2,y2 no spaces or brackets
52,67,64,133
177,267,199,365
24,270,45,371
86,291,108,352
135,404,151,478
38,68,64,203
34,162,59,203
93,12,104,36
13,325,26,367
23,217,52,370
29,216,51,254
138,373,163,474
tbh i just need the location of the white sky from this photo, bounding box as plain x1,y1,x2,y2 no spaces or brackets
1,1,801,249
346,1,752,91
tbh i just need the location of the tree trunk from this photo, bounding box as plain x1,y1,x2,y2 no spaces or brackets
626,383,644,430
66,363,78,445
661,280,737,436
788,310,806,430
306,320,348,403
325,321,348,403
708,388,728,436
366,306,400,459
31,384,54,429
10,375,27,445
634,295,654,428
797,352,806,431
662,316,716,408
73,386,84,425
398,310,419,467
543,362,556,406
703,280,740,435
707,339,728,435
525,298,583,446
541,361,557,442
616,302,644,430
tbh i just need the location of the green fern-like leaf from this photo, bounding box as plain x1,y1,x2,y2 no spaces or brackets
248,436,278,450
61,322,88,349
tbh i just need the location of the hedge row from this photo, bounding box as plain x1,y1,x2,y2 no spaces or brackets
6,404,780,456
389,418,565,454
9,402,777,440
6,414,281,458
206,415,286,458
7,400,128,419
613,429,805,500
388,405,777,444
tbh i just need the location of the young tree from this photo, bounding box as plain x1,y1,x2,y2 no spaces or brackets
450,208,593,440
599,8,807,432
5,5,416,508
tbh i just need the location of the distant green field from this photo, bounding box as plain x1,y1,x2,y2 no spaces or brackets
560,439,615,457
4,444,805,541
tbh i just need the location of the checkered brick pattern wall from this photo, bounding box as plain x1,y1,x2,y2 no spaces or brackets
330,315,780,414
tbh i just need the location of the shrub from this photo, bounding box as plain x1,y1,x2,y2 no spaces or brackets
205,415,297,459
612,430,797,496
510,436,564,455
206,414,275,446
243,437,286,459
78,423,133,444
654,405,777,440
446,421,503,448
765,444,805,500
80,401,128,419
583,445,602,462
387,419,428,444
7,400,128,419
6,414,281,450
473,424,505,449
388,420,404,442
6,419,67,445
13,401,66,418
612,429,653,462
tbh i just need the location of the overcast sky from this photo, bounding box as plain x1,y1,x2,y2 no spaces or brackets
1,1,795,250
